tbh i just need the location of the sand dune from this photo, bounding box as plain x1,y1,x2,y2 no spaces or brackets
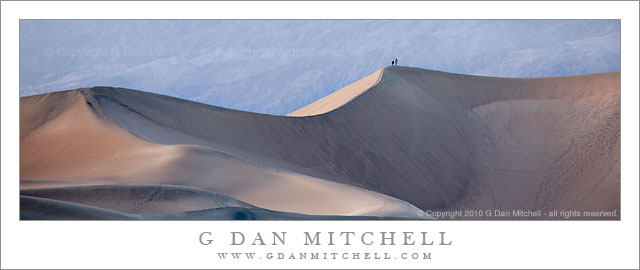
20,66,620,220
20,88,425,219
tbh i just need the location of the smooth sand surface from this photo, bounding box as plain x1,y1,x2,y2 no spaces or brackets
20,66,620,220
288,69,383,116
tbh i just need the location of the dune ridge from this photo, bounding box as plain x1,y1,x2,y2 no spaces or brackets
288,68,384,117
20,66,620,220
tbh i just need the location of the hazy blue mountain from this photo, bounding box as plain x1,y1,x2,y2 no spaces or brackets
20,20,620,115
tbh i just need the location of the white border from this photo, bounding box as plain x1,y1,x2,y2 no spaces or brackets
2,1,638,269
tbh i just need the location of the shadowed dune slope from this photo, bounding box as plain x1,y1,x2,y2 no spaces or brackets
20,196,140,220
21,66,620,219
21,184,255,216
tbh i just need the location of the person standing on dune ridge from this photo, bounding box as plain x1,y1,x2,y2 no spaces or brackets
395,58,398,66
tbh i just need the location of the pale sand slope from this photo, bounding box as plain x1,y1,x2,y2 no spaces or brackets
288,69,383,116
20,90,425,219
21,66,620,219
